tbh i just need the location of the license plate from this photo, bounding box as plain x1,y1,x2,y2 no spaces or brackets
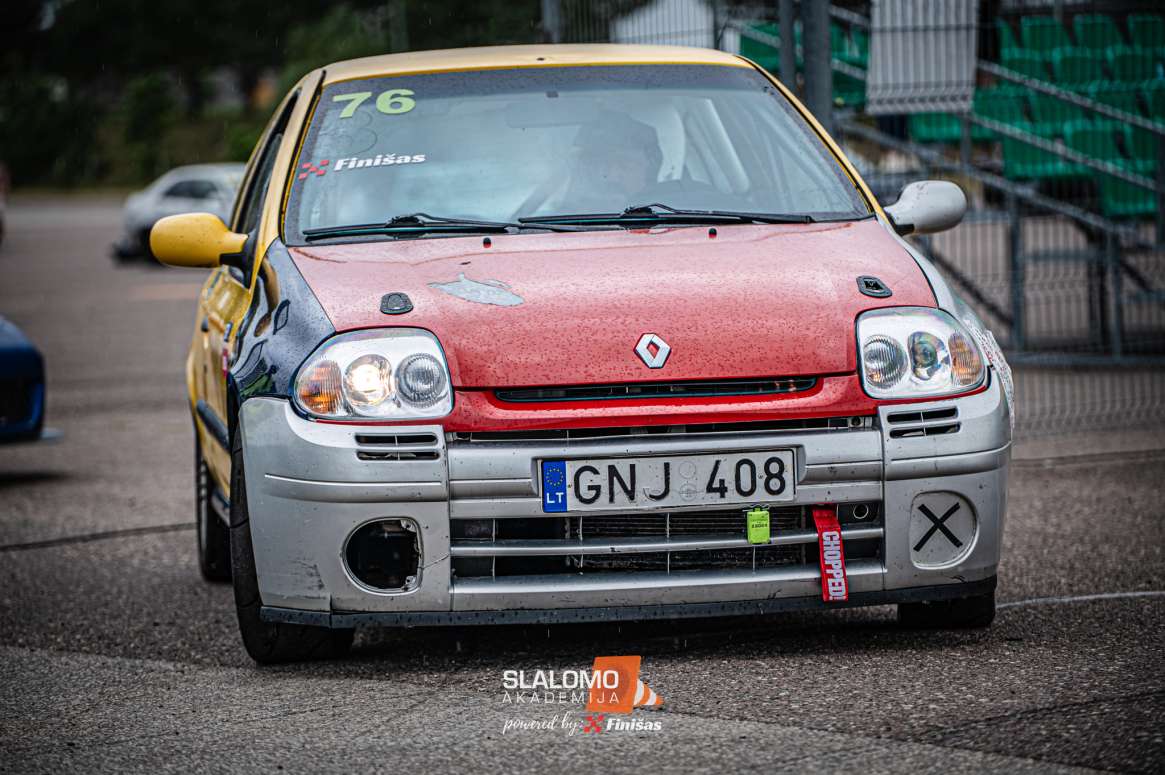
540,451,795,513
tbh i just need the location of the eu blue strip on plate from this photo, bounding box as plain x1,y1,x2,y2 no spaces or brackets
541,460,567,513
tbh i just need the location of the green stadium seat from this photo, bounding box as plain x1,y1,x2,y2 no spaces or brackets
1064,119,1122,162
740,24,781,73
1073,14,1124,50
1002,121,1083,180
1107,45,1159,82
1021,16,1071,53
1086,83,1142,115
833,23,867,68
1029,92,1087,125
831,22,848,59
1123,124,1160,174
1002,49,1048,81
1051,46,1106,86
832,70,865,108
997,19,1021,58
910,113,963,144
1128,14,1165,50
972,89,1028,141
1098,161,1157,218
1145,83,1165,118
851,27,869,64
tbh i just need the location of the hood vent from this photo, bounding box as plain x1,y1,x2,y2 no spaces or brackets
380,292,413,315
494,377,816,404
857,276,892,298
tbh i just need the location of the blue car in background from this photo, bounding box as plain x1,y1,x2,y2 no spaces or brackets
0,316,47,443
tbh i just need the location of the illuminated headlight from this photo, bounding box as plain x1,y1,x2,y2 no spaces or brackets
857,308,985,399
294,329,452,420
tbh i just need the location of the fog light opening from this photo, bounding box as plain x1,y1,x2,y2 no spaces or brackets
344,519,421,592
852,504,871,521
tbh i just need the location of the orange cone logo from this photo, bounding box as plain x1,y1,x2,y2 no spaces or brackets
585,656,663,714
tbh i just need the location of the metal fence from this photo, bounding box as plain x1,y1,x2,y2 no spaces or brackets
819,1,1165,435
543,0,1165,437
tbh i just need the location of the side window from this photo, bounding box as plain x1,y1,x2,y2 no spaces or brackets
234,92,299,236
227,93,299,285
163,179,218,199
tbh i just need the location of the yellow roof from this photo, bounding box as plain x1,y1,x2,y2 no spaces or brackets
322,44,749,84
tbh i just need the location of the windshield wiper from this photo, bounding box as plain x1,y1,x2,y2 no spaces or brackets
519,203,816,227
624,203,816,224
303,212,583,241
303,213,515,240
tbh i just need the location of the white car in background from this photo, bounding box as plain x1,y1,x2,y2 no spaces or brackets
114,163,244,261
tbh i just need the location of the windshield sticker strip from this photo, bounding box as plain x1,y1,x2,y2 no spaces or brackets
335,154,425,170
298,154,427,182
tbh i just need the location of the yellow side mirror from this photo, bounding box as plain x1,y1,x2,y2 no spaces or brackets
150,212,248,269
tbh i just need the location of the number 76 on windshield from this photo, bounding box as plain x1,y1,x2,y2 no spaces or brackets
332,89,416,118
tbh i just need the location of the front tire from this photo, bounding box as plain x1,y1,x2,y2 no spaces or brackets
229,430,354,663
898,589,996,629
195,437,231,582
138,228,155,261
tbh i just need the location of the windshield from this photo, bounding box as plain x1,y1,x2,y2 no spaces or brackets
285,64,869,241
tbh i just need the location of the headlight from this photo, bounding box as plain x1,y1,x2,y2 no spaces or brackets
294,329,452,420
857,308,985,399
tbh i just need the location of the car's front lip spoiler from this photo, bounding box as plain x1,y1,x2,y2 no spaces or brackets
260,577,996,629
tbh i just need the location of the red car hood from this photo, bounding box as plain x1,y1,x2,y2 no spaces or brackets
290,220,934,388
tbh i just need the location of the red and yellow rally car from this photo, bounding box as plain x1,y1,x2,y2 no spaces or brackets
152,45,1012,663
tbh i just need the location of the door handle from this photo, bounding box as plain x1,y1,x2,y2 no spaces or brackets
200,317,209,332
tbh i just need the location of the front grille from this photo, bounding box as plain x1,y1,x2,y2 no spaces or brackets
451,415,871,443
0,378,33,426
569,507,804,539
561,546,805,574
450,503,882,578
494,377,816,403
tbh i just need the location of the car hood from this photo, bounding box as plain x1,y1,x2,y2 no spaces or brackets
289,219,935,388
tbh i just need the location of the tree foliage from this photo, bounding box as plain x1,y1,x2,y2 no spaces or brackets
0,0,547,185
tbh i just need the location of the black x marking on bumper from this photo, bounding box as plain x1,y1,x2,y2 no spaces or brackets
914,503,963,552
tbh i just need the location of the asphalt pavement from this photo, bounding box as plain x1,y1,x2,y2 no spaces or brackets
0,196,1162,774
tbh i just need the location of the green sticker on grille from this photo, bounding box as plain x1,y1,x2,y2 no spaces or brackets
747,508,771,545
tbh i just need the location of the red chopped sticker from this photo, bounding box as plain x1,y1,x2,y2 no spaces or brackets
298,159,329,179
813,507,848,602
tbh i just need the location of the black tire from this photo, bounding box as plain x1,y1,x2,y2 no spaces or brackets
138,228,155,261
195,437,232,582
229,432,354,663
898,589,996,629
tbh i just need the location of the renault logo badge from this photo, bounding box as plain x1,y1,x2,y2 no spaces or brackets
635,333,671,369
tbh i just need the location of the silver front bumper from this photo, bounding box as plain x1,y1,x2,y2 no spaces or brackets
240,374,1010,623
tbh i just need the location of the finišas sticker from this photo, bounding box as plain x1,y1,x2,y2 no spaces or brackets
297,153,427,181
334,153,426,171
